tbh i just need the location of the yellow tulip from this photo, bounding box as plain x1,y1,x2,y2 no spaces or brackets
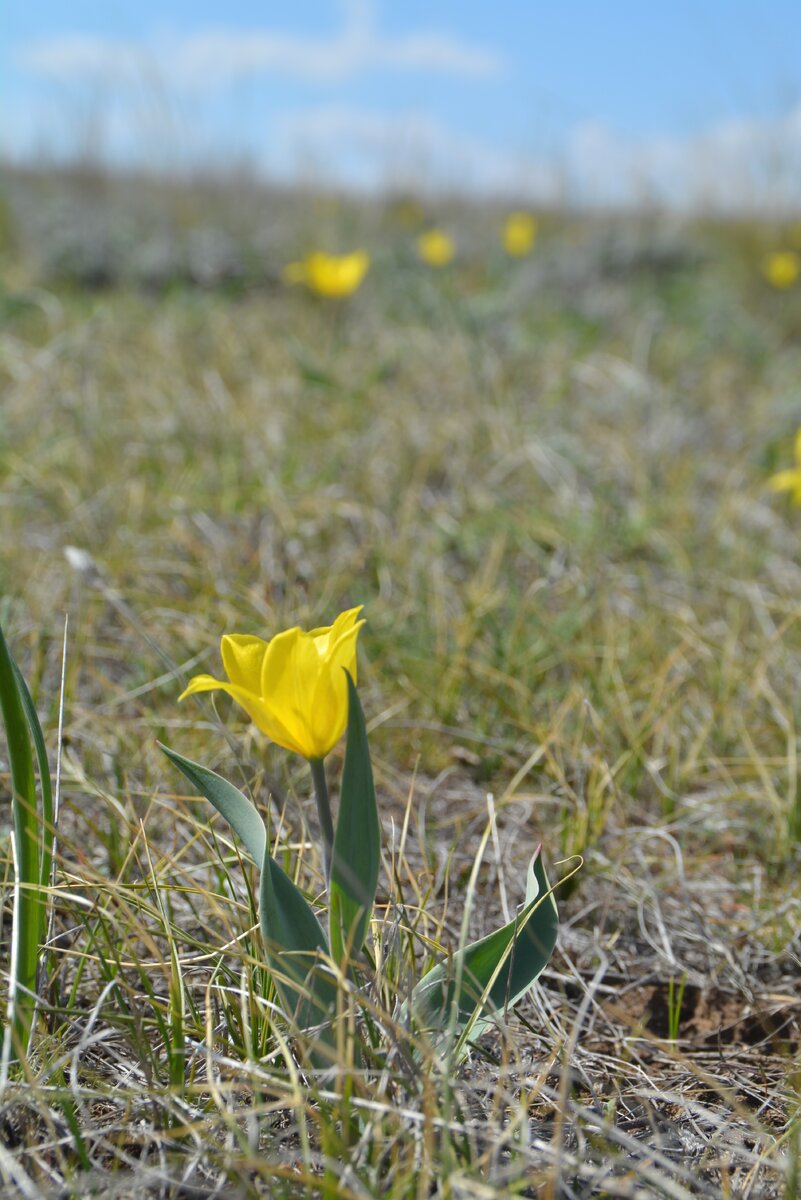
768,428,801,505
282,250,369,298
762,250,800,290
417,229,454,268
503,212,537,257
180,607,365,759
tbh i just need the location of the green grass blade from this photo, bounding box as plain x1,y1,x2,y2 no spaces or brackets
159,743,266,863
0,624,45,1059
12,662,54,906
411,846,558,1043
142,833,187,1096
329,672,380,964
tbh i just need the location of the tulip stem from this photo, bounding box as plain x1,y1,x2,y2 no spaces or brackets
309,757,335,880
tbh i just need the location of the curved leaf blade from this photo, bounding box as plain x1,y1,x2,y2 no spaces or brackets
260,842,337,1040
12,662,54,898
0,625,45,1059
159,743,266,864
160,742,337,1046
412,847,558,1043
329,672,380,963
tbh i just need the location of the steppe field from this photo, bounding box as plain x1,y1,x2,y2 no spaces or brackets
2,169,801,1198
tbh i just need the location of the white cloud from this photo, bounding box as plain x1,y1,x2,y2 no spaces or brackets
16,1,501,90
562,107,801,211
257,102,801,213
270,106,562,197
17,35,141,84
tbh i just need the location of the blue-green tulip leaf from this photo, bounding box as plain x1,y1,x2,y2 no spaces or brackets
159,743,266,864
161,742,337,1045
260,839,338,1039
329,672,380,964
411,846,558,1049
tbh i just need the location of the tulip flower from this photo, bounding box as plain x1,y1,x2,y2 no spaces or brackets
503,212,537,257
180,607,365,874
768,428,801,505
417,229,454,268
180,607,365,760
762,250,800,290
282,251,369,298
164,599,559,1050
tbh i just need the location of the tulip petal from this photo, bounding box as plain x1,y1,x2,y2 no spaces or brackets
768,469,801,493
307,621,335,654
308,620,364,758
221,634,268,694
179,673,226,702
258,627,321,758
311,606,363,659
179,672,309,757
326,617,364,681
332,605,365,636
293,633,336,757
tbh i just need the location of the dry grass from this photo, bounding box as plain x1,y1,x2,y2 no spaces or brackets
1,168,800,1197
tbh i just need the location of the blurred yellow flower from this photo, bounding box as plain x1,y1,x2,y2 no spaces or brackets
762,250,800,290
768,429,801,505
417,229,454,268
180,607,365,759
282,250,369,298
503,212,538,257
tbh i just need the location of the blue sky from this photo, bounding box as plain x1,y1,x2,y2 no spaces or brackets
4,1,801,208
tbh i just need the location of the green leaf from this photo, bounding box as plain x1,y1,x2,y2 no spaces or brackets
411,846,558,1048
12,662,54,896
260,841,338,1039
0,624,47,1059
159,743,266,864
161,742,338,1046
329,672,380,964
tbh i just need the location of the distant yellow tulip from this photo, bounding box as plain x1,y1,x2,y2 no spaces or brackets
282,250,369,298
180,607,365,760
503,212,537,257
768,429,801,505
417,229,454,268
762,250,800,290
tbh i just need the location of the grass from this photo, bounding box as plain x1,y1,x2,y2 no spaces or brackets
1,166,801,1196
